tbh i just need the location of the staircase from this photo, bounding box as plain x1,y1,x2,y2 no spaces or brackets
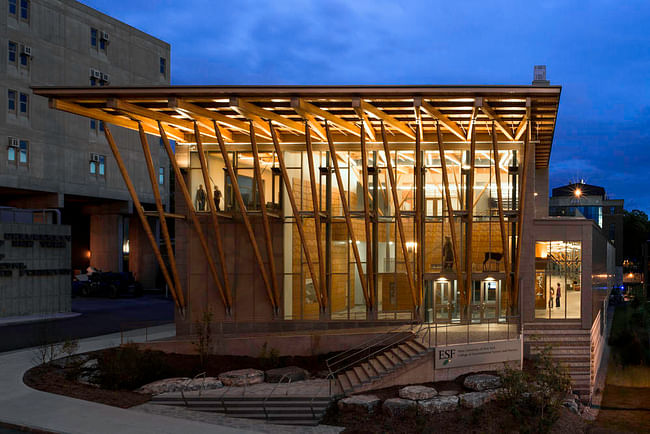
326,323,433,396
152,393,332,426
523,321,591,395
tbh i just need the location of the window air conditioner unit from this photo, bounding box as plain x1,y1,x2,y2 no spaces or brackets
22,46,32,56
90,153,100,162
101,31,109,41
101,73,110,83
8,137,18,147
90,68,101,79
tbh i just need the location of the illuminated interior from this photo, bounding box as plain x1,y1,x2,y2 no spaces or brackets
534,240,582,319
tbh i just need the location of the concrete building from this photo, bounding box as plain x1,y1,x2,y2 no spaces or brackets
36,77,614,399
1,0,171,317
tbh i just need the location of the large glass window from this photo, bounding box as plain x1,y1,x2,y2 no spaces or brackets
535,241,581,319
8,41,17,64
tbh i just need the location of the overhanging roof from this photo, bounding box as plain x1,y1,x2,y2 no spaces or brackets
33,85,561,168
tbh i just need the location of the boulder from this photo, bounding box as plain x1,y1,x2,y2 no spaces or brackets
383,398,417,417
438,390,459,396
399,385,437,400
338,395,381,414
265,366,308,383
463,374,502,391
184,377,223,392
81,358,98,370
418,395,459,414
218,368,264,386
136,377,190,395
459,391,498,409
563,399,580,414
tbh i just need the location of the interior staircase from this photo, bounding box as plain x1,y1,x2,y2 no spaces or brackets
523,321,591,396
151,393,332,426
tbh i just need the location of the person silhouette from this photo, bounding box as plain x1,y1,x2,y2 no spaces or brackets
195,184,206,211
556,282,561,308
213,185,222,211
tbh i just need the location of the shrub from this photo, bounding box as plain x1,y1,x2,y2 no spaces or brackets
192,308,213,369
258,342,280,369
500,346,572,434
95,343,170,390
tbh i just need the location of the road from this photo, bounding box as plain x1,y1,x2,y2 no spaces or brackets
0,294,174,352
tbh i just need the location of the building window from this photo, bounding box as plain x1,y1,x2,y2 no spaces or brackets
8,0,16,16
90,154,105,176
19,45,29,67
8,138,28,165
19,92,28,115
99,38,106,51
610,206,616,214
609,224,616,241
8,41,17,64
160,57,166,76
18,139,28,164
19,0,28,21
90,119,104,133
158,167,164,185
534,241,581,320
90,119,96,130
7,137,16,162
90,28,97,47
7,90,16,113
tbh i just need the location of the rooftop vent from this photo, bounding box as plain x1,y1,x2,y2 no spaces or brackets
532,65,550,86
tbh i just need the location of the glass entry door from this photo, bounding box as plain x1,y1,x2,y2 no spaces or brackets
471,279,501,322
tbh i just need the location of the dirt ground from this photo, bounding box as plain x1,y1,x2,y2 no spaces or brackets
591,385,650,433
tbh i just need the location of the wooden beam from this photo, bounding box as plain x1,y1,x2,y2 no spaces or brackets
137,123,186,313
231,97,301,136
169,97,249,133
325,121,372,310
437,121,464,313
420,100,466,141
414,122,423,313
481,102,515,141
354,105,376,141
194,121,234,313
293,98,360,137
213,120,279,313
290,100,327,141
108,99,194,131
491,120,512,318
249,121,281,309
103,125,184,316
270,122,325,311
122,113,185,142
514,98,531,141
465,118,477,321
466,107,478,141
170,107,232,142
359,100,415,140
158,121,233,315
359,123,375,309
143,211,186,220
413,105,424,142
380,122,419,311
304,123,328,309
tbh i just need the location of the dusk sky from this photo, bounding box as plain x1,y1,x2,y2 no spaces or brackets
84,0,650,212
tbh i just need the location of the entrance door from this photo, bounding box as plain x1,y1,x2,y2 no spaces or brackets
482,280,499,320
434,280,455,321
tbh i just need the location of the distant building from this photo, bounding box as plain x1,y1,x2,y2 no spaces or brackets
549,181,624,266
1,0,171,317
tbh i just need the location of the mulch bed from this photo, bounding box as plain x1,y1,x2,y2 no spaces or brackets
22,349,330,409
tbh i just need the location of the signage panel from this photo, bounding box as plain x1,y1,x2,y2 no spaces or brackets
435,338,521,369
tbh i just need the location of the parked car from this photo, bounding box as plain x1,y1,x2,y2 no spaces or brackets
73,268,143,298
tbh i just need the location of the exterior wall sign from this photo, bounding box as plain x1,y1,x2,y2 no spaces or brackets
435,338,521,369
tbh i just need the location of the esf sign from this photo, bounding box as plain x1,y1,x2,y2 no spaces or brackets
435,338,521,370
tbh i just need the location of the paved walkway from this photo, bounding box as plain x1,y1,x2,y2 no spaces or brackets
0,324,259,434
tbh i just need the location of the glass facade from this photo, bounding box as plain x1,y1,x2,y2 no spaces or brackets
534,241,582,319
187,145,520,322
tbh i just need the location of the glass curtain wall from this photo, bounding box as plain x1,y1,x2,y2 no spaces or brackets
534,241,582,319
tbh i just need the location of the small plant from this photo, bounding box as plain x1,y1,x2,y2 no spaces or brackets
499,345,571,434
192,308,213,368
258,341,280,369
95,343,170,390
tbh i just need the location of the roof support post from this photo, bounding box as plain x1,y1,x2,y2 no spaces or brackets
437,121,464,315
325,121,372,312
380,121,419,313
248,121,281,309
137,123,186,313
269,121,326,312
359,123,375,313
304,122,328,313
415,122,423,319
212,120,279,315
491,121,512,317
103,125,184,317
193,121,233,314
464,112,477,322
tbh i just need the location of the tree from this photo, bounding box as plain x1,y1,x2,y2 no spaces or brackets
623,209,649,264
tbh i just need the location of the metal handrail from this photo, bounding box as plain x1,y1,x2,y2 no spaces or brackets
263,373,293,421
180,371,206,405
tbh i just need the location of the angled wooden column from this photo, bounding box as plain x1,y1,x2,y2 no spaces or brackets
103,125,183,316
359,123,375,309
248,121,281,308
269,122,325,311
414,123,423,311
513,110,531,315
436,122,464,308
465,115,477,320
304,123,328,309
380,122,419,312
212,121,279,313
137,123,185,312
490,121,512,314
193,122,233,313
325,121,371,310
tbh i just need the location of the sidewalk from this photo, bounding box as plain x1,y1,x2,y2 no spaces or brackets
0,324,257,434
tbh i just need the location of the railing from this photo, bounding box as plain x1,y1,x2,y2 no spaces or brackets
180,371,207,406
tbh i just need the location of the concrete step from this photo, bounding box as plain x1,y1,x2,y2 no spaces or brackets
361,362,378,379
398,342,418,358
338,373,352,393
390,347,409,363
345,370,361,388
524,321,582,330
353,366,370,384
405,339,428,354
384,350,403,368
376,354,395,371
523,329,590,336
368,358,385,377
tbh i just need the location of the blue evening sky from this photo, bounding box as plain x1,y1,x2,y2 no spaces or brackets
82,0,650,212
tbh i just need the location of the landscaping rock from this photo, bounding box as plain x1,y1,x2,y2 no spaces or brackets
184,377,223,392
265,366,308,383
418,396,459,414
563,399,580,414
459,391,498,409
81,358,98,370
218,368,264,386
438,390,459,396
383,398,417,417
136,377,190,395
399,385,437,400
338,395,381,414
463,374,502,391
